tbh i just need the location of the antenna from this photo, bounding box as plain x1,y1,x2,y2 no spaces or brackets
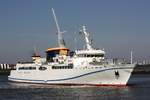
130,50,133,64
51,8,65,47
33,45,37,53
33,45,39,56
74,34,77,50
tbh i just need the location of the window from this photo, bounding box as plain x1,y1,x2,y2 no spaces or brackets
52,64,73,69
18,67,36,70
39,67,47,70
87,54,104,57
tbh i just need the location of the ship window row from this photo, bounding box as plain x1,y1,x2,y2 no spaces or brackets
52,64,73,69
79,67,103,69
77,54,104,57
18,67,36,70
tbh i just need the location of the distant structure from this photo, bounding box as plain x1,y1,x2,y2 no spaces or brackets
0,64,10,70
0,64,15,70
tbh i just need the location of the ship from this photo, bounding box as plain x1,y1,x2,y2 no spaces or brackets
8,8,135,86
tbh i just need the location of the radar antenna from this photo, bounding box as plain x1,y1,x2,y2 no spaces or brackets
80,26,93,50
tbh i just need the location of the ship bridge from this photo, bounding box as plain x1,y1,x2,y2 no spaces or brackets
45,47,69,62
75,49,105,58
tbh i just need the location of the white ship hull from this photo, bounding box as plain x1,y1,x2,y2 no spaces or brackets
8,64,134,86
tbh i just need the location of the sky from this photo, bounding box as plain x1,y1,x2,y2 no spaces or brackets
0,0,150,64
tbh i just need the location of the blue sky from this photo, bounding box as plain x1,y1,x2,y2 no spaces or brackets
0,0,150,63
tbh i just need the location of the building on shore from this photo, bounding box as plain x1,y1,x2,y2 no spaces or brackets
0,64,15,70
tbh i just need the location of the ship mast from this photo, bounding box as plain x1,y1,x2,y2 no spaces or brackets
52,8,65,47
80,26,93,50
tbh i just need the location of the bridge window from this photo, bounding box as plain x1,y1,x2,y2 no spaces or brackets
86,54,104,57
77,54,104,57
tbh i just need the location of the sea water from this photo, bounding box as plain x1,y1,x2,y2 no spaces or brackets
0,75,150,100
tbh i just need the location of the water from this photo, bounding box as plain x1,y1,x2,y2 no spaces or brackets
0,75,150,100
